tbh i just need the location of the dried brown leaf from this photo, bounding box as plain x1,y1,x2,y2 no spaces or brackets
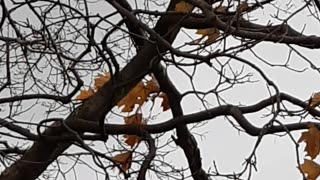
117,76,160,113
112,151,133,172
301,159,320,180
299,125,320,159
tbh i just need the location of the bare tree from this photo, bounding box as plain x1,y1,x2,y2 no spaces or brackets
0,0,320,179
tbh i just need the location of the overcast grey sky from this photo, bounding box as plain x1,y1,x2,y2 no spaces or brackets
2,0,320,179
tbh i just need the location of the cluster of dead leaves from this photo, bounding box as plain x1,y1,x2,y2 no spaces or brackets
76,73,170,173
76,72,170,112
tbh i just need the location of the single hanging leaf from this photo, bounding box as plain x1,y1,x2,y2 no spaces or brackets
310,92,320,108
94,72,111,90
299,125,320,159
301,159,320,180
123,114,146,148
159,93,170,111
175,1,193,13
196,27,220,45
112,151,133,172
76,88,95,100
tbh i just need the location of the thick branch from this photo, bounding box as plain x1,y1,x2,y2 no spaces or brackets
73,93,319,136
152,63,209,180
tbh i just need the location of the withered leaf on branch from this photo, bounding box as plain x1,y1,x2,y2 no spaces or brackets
112,151,133,172
300,159,320,180
117,76,160,112
299,125,320,159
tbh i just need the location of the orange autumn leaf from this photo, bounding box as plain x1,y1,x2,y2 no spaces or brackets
123,114,146,148
299,125,320,159
117,76,160,112
112,151,133,172
175,1,193,13
301,159,320,180
76,88,95,100
94,72,110,90
310,92,320,108
159,93,170,111
196,28,220,45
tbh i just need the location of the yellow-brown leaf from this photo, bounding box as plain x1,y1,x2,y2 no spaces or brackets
175,1,193,13
112,151,133,171
299,125,320,159
76,88,95,101
301,159,320,180
117,77,160,113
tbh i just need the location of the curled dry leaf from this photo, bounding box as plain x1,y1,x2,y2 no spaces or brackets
299,125,320,159
112,151,133,172
175,1,193,13
117,76,160,112
301,159,320,180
